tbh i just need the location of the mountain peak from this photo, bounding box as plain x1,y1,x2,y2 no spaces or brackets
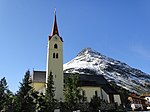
77,48,102,57
77,48,92,55
64,48,150,94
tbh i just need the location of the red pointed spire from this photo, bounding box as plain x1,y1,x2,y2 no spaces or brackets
51,10,59,36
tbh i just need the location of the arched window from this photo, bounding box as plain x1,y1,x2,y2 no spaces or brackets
56,53,59,59
54,44,58,49
53,53,55,58
95,91,98,97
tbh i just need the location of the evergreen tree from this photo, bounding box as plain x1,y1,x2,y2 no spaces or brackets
64,74,82,111
4,91,15,112
0,77,8,111
72,74,81,103
36,93,47,112
89,95,102,112
13,70,37,112
0,77,15,112
45,71,56,112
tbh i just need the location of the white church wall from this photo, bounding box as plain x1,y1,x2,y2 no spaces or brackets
80,86,101,102
101,89,110,103
114,94,121,106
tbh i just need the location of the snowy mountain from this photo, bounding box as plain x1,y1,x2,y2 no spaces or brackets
64,48,150,94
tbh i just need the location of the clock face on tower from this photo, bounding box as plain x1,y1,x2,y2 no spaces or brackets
55,36,57,40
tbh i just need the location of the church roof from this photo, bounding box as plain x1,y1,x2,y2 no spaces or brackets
79,74,108,85
48,10,63,42
101,84,118,94
64,73,108,85
32,71,46,83
64,73,118,94
51,10,59,36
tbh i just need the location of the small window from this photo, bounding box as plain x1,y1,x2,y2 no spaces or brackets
54,44,58,49
95,91,98,97
53,53,55,58
56,53,58,59
82,90,85,96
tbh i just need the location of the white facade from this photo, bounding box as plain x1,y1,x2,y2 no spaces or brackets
114,94,121,106
80,86,102,102
46,34,64,101
101,89,110,103
80,86,120,104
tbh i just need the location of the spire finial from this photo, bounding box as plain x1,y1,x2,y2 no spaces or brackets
54,8,56,14
51,9,59,36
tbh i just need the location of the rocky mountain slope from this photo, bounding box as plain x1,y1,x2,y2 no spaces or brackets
64,48,150,94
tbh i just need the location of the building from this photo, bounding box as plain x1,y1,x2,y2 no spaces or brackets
140,94,150,110
64,73,121,105
128,93,147,110
31,11,121,105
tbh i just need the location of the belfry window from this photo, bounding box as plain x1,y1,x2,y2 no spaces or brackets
53,53,58,59
56,53,59,59
54,44,58,49
53,53,55,58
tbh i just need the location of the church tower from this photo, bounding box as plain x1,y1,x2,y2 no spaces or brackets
46,11,64,101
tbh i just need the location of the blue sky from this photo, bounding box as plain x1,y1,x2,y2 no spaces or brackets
0,0,150,92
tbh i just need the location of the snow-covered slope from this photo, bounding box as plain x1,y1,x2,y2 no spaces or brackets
64,48,150,94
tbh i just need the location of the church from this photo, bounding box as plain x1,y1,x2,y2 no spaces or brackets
31,11,121,105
